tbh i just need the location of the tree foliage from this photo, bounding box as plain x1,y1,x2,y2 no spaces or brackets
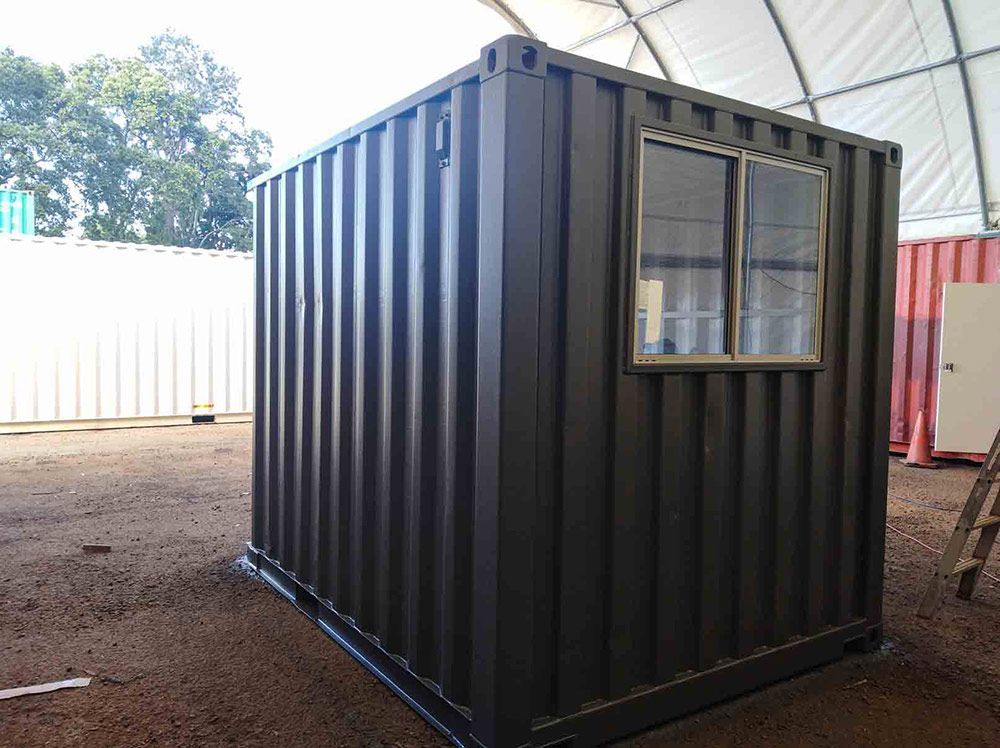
0,51,74,233
0,32,270,249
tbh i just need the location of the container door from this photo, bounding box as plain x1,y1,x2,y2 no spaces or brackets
934,282,1000,453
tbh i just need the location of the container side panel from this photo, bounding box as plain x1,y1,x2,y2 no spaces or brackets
262,180,281,556
656,374,704,679
807,139,843,633
472,82,504,745
331,143,357,609
251,80,479,721
293,161,316,583
608,84,658,700
404,101,443,676
554,71,610,717
277,173,298,564
839,147,873,622
533,68,566,721
772,373,806,643
375,118,410,654
698,373,739,668
252,184,267,550
278,171,300,572
737,370,772,655
351,130,381,630
312,153,334,596
527,73,896,726
437,82,479,707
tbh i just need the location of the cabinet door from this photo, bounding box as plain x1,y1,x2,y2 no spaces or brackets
934,283,1000,453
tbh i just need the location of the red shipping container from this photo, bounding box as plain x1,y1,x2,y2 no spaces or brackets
890,234,1000,463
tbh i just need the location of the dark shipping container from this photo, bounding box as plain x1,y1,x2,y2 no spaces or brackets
247,36,902,748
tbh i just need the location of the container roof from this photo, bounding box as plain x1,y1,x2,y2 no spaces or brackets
480,0,1000,240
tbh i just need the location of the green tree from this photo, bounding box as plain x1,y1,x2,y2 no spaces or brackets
1,32,270,250
0,49,75,234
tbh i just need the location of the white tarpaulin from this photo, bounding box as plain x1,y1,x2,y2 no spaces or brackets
481,0,1000,239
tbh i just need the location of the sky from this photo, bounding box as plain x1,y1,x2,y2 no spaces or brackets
2,0,513,166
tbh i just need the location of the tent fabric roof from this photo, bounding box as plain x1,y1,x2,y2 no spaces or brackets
480,0,1000,240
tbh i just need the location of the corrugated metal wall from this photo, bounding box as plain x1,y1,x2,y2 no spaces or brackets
890,234,1000,461
0,235,253,433
250,78,482,712
249,36,900,748
518,53,899,739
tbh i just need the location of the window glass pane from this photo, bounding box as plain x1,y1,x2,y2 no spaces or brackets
636,140,735,357
738,161,823,356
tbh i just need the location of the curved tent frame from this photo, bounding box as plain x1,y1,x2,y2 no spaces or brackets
479,0,1000,239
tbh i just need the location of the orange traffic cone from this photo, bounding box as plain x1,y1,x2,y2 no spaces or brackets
901,409,938,468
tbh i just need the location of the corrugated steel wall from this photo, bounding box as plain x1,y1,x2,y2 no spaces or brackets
249,37,900,748
251,79,482,711
890,234,1000,461
0,235,253,433
519,54,898,739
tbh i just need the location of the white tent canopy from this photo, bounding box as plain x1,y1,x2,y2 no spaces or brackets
481,0,1000,240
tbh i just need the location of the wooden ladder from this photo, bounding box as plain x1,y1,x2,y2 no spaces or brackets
917,424,1000,618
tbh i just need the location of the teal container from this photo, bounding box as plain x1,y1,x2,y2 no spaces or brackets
0,190,36,235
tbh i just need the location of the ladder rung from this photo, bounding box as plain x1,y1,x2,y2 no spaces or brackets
972,515,1000,530
951,558,984,576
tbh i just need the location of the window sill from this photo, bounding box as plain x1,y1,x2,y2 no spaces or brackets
625,359,826,375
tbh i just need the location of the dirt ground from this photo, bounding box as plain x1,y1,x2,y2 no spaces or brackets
1,424,997,747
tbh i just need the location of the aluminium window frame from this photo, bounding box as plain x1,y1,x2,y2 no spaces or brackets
625,117,831,374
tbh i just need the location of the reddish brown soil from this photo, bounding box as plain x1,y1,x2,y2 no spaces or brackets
1,425,998,747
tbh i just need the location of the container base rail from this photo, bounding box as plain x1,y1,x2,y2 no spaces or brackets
247,544,880,748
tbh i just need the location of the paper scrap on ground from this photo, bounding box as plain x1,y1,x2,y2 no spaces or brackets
0,677,92,700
